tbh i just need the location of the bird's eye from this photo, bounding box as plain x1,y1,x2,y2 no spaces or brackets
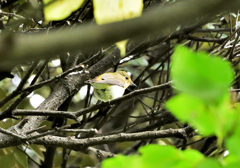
125,76,129,80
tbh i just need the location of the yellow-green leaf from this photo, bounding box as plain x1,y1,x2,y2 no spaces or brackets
93,0,143,56
44,0,85,21
116,40,128,56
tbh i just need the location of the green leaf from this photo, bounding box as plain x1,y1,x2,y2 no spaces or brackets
140,145,181,167
102,155,142,168
195,158,222,168
0,152,15,168
166,93,216,136
93,0,143,24
224,155,240,168
166,93,236,138
102,145,205,168
167,46,237,139
93,0,143,56
0,119,14,129
43,0,85,21
171,46,234,104
226,106,240,156
0,148,20,167
0,88,6,99
15,149,28,168
181,149,204,164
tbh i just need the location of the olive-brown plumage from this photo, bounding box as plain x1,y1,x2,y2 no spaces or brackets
89,71,136,102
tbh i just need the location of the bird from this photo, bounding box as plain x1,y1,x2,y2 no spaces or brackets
89,71,136,102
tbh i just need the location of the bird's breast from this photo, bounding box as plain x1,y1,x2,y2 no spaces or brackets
93,85,125,102
108,85,125,99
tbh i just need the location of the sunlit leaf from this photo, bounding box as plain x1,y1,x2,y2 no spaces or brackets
93,0,143,56
226,106,240,157
166,93,216,136
93,0,143,24
102,145,204,168
102,155,142,168
171,46,234,104
166,93,237,138
140,145,181,167
116,40,128,56
182,149,204,166
224,155,240,168
43,0,85,21
195,158,222,168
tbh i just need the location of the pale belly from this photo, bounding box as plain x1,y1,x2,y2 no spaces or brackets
94,85,125,102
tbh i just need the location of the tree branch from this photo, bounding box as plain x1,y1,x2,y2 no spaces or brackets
1,0,239,69
13,82,171,120
0,126,193,149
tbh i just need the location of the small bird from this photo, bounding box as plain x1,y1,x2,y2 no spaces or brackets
89,71,136,102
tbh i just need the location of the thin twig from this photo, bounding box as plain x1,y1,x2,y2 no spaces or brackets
13,109,78,121
0,127,24,139
75,81,172,117
28,126,193,150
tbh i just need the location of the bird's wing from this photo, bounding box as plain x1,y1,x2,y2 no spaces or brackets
89,73,125,87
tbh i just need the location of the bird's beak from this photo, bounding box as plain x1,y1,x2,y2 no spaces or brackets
131,82,137,87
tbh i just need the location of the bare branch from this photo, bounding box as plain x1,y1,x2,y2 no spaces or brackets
1,0,239,68
29,126,193,150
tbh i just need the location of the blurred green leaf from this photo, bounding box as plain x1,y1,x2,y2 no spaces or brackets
102,145,204,168
43,0,85,21
0,151,15,168
226,106,240,156
166,93,216,136
166,93,236,138
102,155,141,168
171,46,234,104
0,88,6,99
140,145,180,167
93,0,143,56
0,119,14,129
0,147,27,168
93,0,143,24
195,158,222,168
224,155,240,168
15,149,28,168
181,149,204,164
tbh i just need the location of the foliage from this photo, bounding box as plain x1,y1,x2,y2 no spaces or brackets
167,46,236,139
93,0,143,56
43,0,143,56
103,145,206,168
103,46,240,168
43,0,85,21
0,0,240,168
